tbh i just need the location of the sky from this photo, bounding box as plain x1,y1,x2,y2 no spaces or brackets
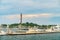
0,0,60,24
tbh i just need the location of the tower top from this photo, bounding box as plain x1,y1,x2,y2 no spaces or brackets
20,13,22,24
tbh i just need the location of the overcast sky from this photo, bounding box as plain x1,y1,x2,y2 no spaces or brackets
0,0,60,24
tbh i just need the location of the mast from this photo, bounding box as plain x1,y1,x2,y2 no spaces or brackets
7,24,9,33
7,24,12,34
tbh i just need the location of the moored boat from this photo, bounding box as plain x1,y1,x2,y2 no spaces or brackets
0,31,7,35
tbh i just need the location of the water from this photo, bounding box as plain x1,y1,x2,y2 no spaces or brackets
0,33,60,40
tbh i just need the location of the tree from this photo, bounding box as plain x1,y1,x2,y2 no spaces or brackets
9,23,19,28
1,24,7,28
41,25,47,29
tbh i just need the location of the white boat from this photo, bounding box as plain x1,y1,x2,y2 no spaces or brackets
0,31,7,35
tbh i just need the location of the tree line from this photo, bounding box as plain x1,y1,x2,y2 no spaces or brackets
1,22,57,29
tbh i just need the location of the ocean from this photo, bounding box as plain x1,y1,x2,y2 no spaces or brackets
0,33,60,40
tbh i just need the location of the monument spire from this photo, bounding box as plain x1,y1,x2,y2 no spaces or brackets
20,13,22,24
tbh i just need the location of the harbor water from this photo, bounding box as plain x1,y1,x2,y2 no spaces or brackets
0,33,60,40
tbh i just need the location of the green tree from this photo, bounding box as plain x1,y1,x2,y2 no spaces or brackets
1,24,7,28
9,23,19,28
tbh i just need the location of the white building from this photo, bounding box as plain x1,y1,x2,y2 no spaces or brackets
46,25,60,32
53,25,60,31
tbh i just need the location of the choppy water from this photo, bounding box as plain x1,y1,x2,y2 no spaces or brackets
0,33,60,40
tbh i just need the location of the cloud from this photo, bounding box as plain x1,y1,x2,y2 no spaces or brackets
22,13,52,18
0,13,50,21
0,13,60,24
1,0,59,10
0,6,12,10
20,0,58,8
23,13,60,18
0,0,60,24
0,0,59,15
1,13,59,20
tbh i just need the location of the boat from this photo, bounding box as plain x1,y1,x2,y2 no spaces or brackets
0,31,7,35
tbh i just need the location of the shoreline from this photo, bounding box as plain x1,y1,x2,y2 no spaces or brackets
7,32,60,35
0,32,60,36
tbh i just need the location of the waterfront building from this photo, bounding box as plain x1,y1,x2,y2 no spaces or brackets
46,25,60,32
52,25,60,31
